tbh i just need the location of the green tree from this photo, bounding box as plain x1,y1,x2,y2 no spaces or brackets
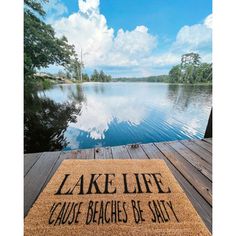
91,69,99,81
181,53,201,66
24,0,76,78
66,57,84,81
169,65,182,82
90,70,112,82
82,73,89,81
169,53,212,84
196,63,212,82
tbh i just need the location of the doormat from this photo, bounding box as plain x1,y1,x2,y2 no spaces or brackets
24,159,211,235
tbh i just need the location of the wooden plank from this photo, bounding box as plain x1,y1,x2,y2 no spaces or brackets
142,143,211,231
141,143,165,159
180,140,212,164
95,147,112,159
192,139,212,153
43,150,78,189
111,145,131,159
158,152,212,231
203,138,212,144
24,152,42,177
126,144,149,159
155,142,212,206
168,141,212,181
77,148,94,159
24,151,61,217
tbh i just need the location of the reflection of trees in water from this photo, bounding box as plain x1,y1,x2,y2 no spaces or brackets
69,84,86,103
167,84,212,111
24,90,82,153
94,84,105,94
167,85,180,105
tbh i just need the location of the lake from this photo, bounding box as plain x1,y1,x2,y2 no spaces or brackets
24,82,212,153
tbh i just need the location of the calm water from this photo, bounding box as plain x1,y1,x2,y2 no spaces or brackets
24,82,212,153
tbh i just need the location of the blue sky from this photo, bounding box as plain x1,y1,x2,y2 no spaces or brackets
43,0,212,77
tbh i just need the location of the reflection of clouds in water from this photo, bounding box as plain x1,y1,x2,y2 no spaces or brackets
65,128,82,149
68,84,211,140
166,115,205,137
182,119,200,136
69,94,151,140
39,83,212,147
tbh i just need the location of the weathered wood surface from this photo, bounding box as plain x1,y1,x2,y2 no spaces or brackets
24,138,212,232
77,148,94,159
126,144,148,159
192,139,212,153
111,145,130,159
24,152,42,177
181,140,212,164
24,151,61,217
167,141,212,181
155,142,212,205
95,147,112,159
204,138,212,144
141,143,165,159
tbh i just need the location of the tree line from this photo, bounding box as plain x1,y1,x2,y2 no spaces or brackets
114,53,212,84
168,53,212,84
56,69,112,82
113,75,169,82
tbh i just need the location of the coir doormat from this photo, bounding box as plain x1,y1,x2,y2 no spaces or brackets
24,159,211,236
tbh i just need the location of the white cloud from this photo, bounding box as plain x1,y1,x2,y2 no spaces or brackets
53,1,156,69
50,0,212,76
79,0,99,14
174,23,212,50
69,93,149,140
156,14,212,66
44,0,68,23
204,14,212,29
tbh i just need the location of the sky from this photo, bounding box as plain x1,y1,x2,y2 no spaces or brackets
43,0,212,77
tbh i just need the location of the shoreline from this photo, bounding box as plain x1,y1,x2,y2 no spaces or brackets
58,81,212,86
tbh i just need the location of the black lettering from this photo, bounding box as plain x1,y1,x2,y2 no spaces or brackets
104,174,116,194
117,201,122,222
151,173,171,193
104,201,110,223
92,201,99,223
122,202,128,223
98,201,104,225
111,200,117,223
160,200,170,221
55,174,70,195
148,201,157,222
86,201,94,224
74,202,83,224
67,175,84,195
166,201,179,222
54,202,67,225
153,200,164,223
131,200,144,223
141,173,153,193
134,174,143,193
48,203,58,224
61,202,73,224
68,203,78,225
123,173,136,194
87,174,103,194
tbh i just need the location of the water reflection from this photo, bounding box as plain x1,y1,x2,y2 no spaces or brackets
24,82,212,152
24,86,83,153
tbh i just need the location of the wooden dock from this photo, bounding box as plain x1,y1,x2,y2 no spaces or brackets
24,138,212,232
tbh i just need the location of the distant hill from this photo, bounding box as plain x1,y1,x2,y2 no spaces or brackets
112,75,170,82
